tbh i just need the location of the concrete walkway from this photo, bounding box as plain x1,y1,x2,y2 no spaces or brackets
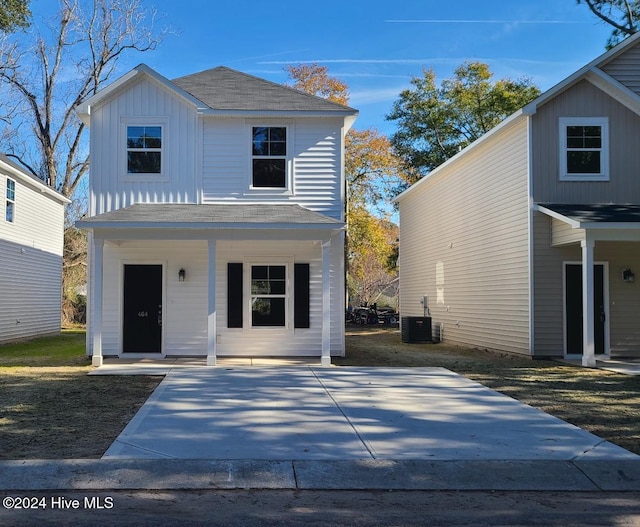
3,365,640,491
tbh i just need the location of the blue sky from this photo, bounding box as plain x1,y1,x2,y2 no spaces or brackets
37,0,616,135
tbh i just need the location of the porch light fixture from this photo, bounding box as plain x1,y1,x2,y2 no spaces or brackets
178,268,186,282
622,268,635,283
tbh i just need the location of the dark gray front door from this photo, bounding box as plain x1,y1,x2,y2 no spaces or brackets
565,263,605,355
123,264,162,353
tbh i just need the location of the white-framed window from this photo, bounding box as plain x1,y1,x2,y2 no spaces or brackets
250,264,288,327
120,118,167,181
127,125,162,174
5,178,15,223
251,126,289,190
559,117,609,181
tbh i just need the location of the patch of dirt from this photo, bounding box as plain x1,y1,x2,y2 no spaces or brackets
0,367,161,459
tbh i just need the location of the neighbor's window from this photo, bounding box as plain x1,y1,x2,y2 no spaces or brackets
5,178,15,223
127,125,162,174
252,126,287,188
251,265,287,327
559,117,609,181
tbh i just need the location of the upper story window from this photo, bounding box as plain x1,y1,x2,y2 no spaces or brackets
252,126,287,188
127,125,162,174
5,178,15,223
559,117,609,181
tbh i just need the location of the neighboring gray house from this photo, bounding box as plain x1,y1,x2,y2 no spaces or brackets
396,34,640,366
0,155,70,343
76,65,357,366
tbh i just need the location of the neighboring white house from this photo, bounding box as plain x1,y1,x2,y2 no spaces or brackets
76,64,357,366
0,155,70,344
396,33,640,367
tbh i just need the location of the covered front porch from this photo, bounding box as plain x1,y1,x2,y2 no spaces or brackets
536,204,640,366
78,203,345,368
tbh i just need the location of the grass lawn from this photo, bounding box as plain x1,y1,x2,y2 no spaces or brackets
1,327,639,459
0,330,161,459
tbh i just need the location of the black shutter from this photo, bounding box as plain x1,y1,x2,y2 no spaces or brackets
227,263,243,328
294,263,310,328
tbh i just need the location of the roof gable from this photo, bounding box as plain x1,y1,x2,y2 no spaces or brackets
76,64,358,124
525,32,640,114
76,64,206,124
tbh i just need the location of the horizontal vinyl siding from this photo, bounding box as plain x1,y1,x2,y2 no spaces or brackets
599,242,640,354
0,175,65,343
90,77,198,215
532,79,640,204
202,117,343,220
0,175,65,256
100,241,209,356
551,218,585,246
399,117,530,354
0,239,62,343
90,237,345,357
216,238,344,356
531,213,578,356
601,43,640,94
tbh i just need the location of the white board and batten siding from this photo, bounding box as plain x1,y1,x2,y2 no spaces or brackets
202,117,344,220
0,172,67,343
94,238,344,357
88,76,199,216
398,117,531,354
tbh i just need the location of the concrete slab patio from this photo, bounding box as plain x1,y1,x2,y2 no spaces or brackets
102,367,637,462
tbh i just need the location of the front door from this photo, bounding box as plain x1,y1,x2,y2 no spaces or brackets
565,263,606,355
123,264,163,353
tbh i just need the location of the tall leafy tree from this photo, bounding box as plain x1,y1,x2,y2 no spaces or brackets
577,0,640,47
286,64,406,306
0,0,164,198
0,0,31,32
386,62,540,182
286,63,408,211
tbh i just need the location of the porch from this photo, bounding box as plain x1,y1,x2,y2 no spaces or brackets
536,204,640,366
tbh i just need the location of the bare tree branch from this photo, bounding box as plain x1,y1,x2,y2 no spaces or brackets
0,0,165,196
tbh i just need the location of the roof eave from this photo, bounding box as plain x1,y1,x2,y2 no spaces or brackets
0,156,71,205
77,220,345,231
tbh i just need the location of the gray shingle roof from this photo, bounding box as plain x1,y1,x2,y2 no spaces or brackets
172,66,357,114
540,204,640,223
78,203,344,229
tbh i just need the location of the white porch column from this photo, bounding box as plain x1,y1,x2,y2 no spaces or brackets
581,238,596,367
207,239,217,366
321,239,332,367
92,238,104,367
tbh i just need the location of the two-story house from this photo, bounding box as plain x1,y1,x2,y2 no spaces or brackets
76,65,357,366
0,155,70,343
396,34,640,367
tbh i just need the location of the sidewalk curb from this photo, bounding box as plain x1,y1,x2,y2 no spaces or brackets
2,459,640,491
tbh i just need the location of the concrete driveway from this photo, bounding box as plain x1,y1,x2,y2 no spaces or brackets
102,366,638,461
